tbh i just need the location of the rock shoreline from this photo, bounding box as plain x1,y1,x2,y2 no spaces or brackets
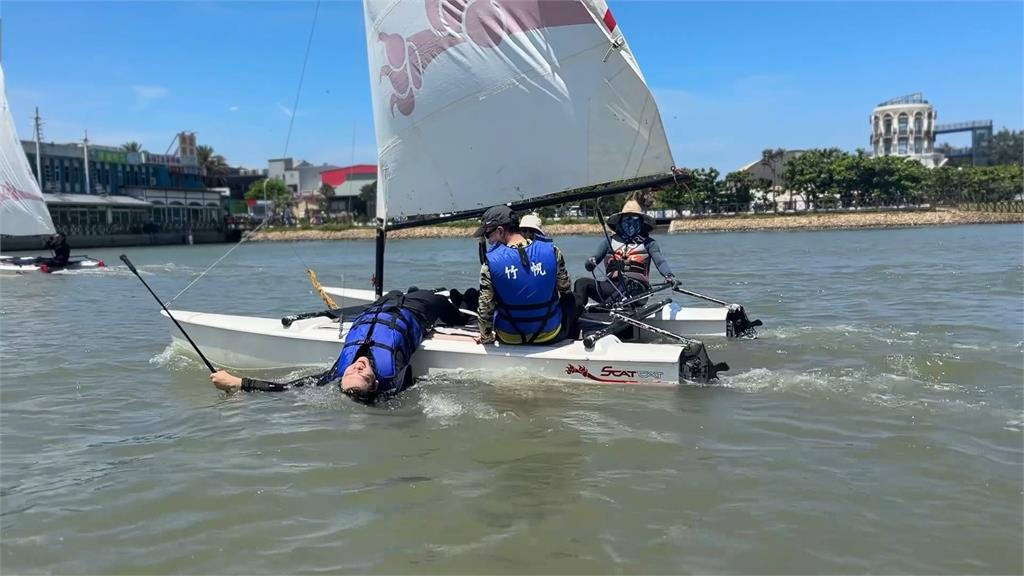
246,209,1022,242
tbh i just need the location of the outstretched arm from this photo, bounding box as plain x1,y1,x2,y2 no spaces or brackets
646,239,676,279
210,367,335,393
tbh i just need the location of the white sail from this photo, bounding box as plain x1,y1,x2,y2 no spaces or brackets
0,64,56,237
363,0,673,221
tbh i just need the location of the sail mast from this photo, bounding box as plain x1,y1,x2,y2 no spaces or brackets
82,130,90,194
33,107,42,188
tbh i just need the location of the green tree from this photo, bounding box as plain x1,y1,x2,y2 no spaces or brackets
121,141,142,152
358,181,377,219
317,183,335,216
783,148,848,210
989,128,1023,166
655,168,718,213
760,148,786,212
197,144,229,178
245,178,293,218
721,170,756,211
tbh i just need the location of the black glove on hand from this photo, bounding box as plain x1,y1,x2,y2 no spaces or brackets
585,257,597,272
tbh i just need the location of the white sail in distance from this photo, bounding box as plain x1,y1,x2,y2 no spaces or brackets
362,0,674,222
0,64,55,237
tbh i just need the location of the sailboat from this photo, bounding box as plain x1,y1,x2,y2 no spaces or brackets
0,64,104,274
161,0,756,384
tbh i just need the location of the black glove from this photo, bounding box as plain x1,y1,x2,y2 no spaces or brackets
584,257,597,272
606,259,624,274
665,275,680,287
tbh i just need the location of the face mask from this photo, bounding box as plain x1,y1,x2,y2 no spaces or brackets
620,216,642,239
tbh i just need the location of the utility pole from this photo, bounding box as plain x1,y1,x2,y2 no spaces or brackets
82,130,91,194
33,107,43,188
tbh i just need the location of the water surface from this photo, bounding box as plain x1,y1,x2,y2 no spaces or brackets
2,224,1021,573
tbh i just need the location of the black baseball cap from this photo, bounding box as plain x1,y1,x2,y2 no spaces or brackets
472,205,516,237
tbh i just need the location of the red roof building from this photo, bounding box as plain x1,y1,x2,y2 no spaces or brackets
320,164,377,191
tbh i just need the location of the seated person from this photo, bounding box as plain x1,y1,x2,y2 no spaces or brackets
473,205,578,345
574,199,679,311
518,213,550,243
38,233,70,268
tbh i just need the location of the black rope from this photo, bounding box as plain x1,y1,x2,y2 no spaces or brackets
282,0,321,158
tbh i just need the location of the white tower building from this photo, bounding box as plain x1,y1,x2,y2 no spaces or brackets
870,93,943,167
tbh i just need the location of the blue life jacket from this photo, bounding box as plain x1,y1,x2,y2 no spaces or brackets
333,296,423,397
486,240,561,344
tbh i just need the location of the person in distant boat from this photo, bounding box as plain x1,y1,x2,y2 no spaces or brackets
518,213,549,243
474,205,578,345
38,233,70,268
573,199,679,310
209,289,469,403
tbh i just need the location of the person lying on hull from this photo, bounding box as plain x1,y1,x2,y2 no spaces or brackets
473,205,580,346
209,289,470,404
573,199,679,311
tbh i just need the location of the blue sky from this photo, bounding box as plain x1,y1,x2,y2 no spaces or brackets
3,1,1022,173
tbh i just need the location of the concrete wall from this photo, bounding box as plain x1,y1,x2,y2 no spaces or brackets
1,231,229,251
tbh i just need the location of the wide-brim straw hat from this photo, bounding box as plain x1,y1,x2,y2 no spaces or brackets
607,199,655,229
519,213,545,235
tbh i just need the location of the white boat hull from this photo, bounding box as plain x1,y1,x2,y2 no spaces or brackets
321,286,744,339
0,255,106,275
162,309,710,387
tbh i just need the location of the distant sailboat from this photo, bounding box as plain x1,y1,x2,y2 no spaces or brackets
0,64,104,273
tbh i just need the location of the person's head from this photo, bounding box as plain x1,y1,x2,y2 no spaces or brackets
340,356,377,402
607,200,653,240
473,205,520,246
44,233,64,248
519,213,545,241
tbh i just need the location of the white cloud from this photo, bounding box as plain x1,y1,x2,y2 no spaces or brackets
276,103,293,117
229,105,240,112
132,85,168,101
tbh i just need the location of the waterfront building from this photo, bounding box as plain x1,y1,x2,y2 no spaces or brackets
869,93,943,167
319,164,376,216
869,93,993,167
8,131,229,247
266,157,340,196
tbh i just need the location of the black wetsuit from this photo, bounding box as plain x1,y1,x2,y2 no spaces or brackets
40,236,70,268
237,290,467,400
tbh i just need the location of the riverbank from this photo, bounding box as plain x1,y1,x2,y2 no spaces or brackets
245,208,1022,242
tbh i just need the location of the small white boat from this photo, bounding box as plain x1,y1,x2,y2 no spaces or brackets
0,254,106,274
163,307,724,386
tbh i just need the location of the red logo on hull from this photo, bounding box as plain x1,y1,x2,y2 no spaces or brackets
565,364,638,384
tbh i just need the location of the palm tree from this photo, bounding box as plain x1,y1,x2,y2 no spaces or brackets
317,183,335,217
196,144,229,178
760,148,785,213
121,141,142,152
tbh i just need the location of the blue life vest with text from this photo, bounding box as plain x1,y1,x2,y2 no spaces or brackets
334,296,423,396
486,240,561,344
